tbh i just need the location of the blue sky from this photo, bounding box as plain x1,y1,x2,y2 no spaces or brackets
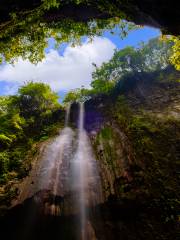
0,26,160,97
104,27,160,49
46,26,160,54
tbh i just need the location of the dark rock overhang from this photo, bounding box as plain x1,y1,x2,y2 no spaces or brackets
0,0,179,35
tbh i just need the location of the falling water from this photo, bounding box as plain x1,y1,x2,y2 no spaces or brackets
72,102,102,240
38,106,73,194
16,105,74,215
65,104,71,127
15,103,102,238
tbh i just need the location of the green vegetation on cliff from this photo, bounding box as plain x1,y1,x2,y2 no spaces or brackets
63,36,180,239
0,82,64,203
64,37,176,103
0,0,179,70
88,67,180,239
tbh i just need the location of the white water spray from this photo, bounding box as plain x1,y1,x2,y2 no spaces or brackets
72,102,102,239
65,104,71,127
16,105,75,215
16,102,102,237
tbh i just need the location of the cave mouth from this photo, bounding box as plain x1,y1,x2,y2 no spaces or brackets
0,0,179,65
0,2,179,240
0,0,179,34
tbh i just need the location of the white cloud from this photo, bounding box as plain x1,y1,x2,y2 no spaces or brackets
0,37,116,94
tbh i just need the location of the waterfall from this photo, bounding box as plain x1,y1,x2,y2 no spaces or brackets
37,106,72,189
72,102,102,240
15,105,75,215
78,101,84,131
15,102,102,238
65,104,71,127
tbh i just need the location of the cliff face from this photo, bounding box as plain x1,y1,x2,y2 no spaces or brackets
83,67,180,239
0,69,179,240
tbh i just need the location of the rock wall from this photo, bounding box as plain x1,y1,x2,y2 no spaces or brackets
82,68,180,239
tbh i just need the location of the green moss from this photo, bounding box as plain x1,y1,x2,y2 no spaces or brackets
100,127,113,140
91,87,180,228
0,134,12,147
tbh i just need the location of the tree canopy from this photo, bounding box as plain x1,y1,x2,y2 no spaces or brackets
90,37,173,94
0,0,179,64
16,82,59,119
63,87,91,104
168,36,180,71
64,37,178,102
0,0,137,64
0,82,62,183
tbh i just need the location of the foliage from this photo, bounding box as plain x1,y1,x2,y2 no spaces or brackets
0,0,137,64
42,0,60,10
0,134,12,148
0,82,63,186
63,87,91,104
169,37,180,71
94,90,180,228
64,37,174,102
112,95,132,127
90,50,180,221
92,38,173,85
0,97,11,114
90,78,115,95
100,127,113,140
160,35,180,71
0,152,10,176
63,89,82,103
0,0,178,67
16,82,59,118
